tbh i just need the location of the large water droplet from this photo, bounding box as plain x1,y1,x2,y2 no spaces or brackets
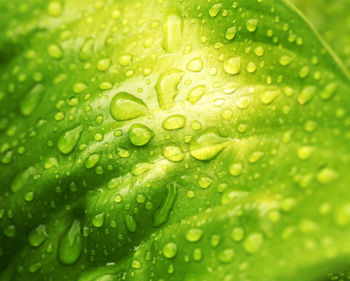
84,153,101,169
162,7,183,53
185,228,203,242
57,125,83,155
153,183,177,227
190,129,230,161
155,69,183,110
243,232,264,254
58,219,82,265
110,92,148,121
128,124,153,146
209,3,223,17
92,213,105,228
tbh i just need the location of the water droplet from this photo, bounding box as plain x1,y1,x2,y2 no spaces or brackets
243,232,264,254
20,84,44,116
187,85,206,104
119,54,133,66
193,248,202,261
58,219,82,265
218,248,235,263
110,92,148,121
246,19,258,32
4,225,16,237
186,58,203,72
155,69,183,110
153,183,177,227
163,7,183,53
279,55,293,66
297,146,314,160
248,151,264,163
48,43,63,59
209,3,223,17
229,162,243,176
128,124,153,146
298,86,315,105
335,204,350,226
84,153,101,169
131,162,154,176
321,83,337,101
28,224,48,247
231,227,244,242
185,228,203,242
210,234,221,248
224,57,241,75
97,58,111,72
47,1,62,16
163,242,177,259
162,144,184,162
57,125,83,155
92,212,105,228
11,167,36,192
190,129,229,161
225,26,237,40
79,38,94,61
107,177,123,190
199,176,212,189
162,115,186,130
124,214,137,233
260,90,280,105
316,168,338,184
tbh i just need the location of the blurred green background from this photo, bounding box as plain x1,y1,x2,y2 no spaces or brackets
291,0,350,68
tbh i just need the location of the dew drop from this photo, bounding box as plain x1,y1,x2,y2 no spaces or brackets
57,125,83,155
153,183,177,227
187,85,206,104
155,69,183,110
20,84,44,116
162,115,186,130
224,57,241,75
260,90,280,105
58,219,82,265
48,43,63,59
92,213,105,228
162,144,184,162
79,38,94,61
209,3,223,17
186,57,203,72
243,232,264,254
163,242,177,259
298,86,315,105
163,7,183,53
110,92,148,121
225,26,237,40
185,228,203,242
11,167,36,192
28,224,48,247
84,153,101,169
190,129,230,161
128,124,153,146
124,214,137,233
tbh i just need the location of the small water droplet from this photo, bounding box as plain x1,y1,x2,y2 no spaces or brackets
79,38,94,61
92,212,105,228
298,86,315,105
246,19,258,32
84,153,101,169
48,43,63,59
124,214,137,233
225,26,237,40
218,248,235,263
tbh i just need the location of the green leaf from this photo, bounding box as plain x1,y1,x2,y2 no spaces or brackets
291,0,350,69
0,0,350,281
